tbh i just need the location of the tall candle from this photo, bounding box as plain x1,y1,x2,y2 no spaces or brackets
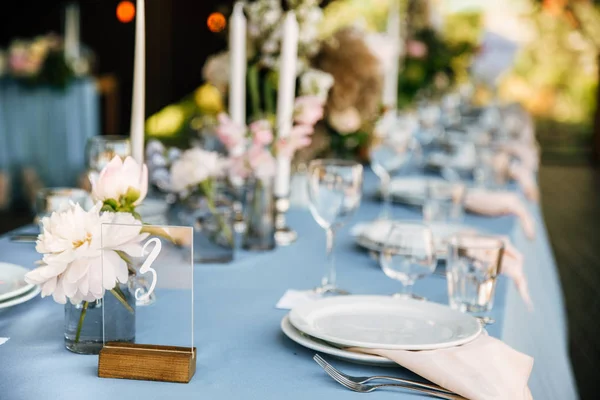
64,3,80,61
229,3,247,128
275,11,299,198
382,0,400,111
130,0,146,163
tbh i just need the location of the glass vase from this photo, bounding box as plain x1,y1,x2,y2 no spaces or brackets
64,280,136,355
171,194,235,263
243,177,276,251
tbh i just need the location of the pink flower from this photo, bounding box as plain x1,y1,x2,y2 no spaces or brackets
249,119,274,146
294,96,324,126
407,40,428,59
216,113,246,155
228,155,251,181
92,156,148,207
276,124,314,159
247,145,276,181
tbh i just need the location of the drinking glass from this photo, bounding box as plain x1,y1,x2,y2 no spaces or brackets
446,234,505,313
423,180,466,222
474,146,510,189
35,188,90,229
379,222,437,299
307,159,363,295
370,132,412,220
86,136,131,185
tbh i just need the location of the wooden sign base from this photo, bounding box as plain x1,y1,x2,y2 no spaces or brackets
98,342,196,383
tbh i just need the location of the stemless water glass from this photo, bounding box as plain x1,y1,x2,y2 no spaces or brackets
35,188,90,229
307,159,363,295
379,222,437,299
423,180,466,222
370,132,412,220
446,234,505,313
86,136,131,184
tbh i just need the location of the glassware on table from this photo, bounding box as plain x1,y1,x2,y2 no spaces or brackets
86,135,131,185
35,187,90,229
242,176,276,251
423,180,466,222
370,132,412,220
474,146,510,189
379,222,437,299
446,234,505,313
307,159,363,295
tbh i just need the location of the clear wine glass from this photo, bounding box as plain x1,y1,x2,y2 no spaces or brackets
307,159,363,295
379,222,437,299
86,136,131,185
370,128,413,220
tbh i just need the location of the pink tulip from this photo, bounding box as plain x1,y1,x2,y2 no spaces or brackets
249,119,274,146
216,113,246,153
92,156,148,206
294,96,324,126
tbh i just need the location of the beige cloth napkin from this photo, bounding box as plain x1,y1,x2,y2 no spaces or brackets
352,335,534,400
508,163,539,202
500,238,534,311
464,190,535,240
501,142,539,172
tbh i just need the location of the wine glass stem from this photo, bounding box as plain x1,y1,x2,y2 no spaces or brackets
322,227,336,290
380,175,391,220
399,280,415,297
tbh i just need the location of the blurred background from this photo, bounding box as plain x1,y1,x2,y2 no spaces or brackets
1,0,599,398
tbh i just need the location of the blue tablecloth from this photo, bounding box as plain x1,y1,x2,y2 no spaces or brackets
0,78,99,204
0,172,579,399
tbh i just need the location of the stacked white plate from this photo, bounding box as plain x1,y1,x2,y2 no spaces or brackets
0,263,41,309
351,220,479,259
282,296,482,366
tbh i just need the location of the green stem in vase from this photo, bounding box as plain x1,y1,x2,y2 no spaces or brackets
74,301,89,344
110,287,135,314
200,180,234,246
247,63,262,120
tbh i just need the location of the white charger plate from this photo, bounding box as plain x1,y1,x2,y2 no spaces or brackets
281,314,397,367
0,285,41,309
0,263,36,302
352,220,478,258
289,296,482,351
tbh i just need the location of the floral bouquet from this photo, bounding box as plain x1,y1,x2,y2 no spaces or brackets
24,156,150,353
3,33,92,89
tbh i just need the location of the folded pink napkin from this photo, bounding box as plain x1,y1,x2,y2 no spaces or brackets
352,335,534,400
501,142,539,172
464,190,535,240
500,237,534,311
509,163,539,202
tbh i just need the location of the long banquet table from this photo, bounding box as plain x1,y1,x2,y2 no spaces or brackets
0,171,579,399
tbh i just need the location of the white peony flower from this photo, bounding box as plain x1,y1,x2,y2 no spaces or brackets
169,148,228,193
25,203,148,304
92,156,148,208
299,68,334,103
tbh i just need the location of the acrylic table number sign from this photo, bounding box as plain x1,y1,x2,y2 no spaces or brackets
97,223,196,383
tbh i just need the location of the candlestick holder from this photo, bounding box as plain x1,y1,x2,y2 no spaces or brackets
274,195,297,246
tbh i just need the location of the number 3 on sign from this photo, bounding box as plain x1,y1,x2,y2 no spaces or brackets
136,238,161,301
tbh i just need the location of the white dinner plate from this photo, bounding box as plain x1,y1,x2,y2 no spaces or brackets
386,176,446,206
281,314,397,367
0,263,36,302
352,220,478,258
290,296,482,351
0,285,41,309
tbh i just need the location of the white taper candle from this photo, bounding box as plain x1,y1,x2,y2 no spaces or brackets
229,3,247,128
382,0,401,111
130,0,146,163
275,11,299,198
64,3,80,61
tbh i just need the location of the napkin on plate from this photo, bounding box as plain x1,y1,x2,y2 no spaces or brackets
351,335,533,400
500,238,533,311
501,142,539,172
464,190,535,240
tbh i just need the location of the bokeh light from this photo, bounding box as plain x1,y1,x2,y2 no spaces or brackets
207,12,226,33
116,1,136,24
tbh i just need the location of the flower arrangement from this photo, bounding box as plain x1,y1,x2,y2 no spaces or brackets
1,33,91,89
24,156,149,348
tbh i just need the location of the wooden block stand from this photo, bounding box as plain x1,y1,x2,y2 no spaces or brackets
98,342,196,383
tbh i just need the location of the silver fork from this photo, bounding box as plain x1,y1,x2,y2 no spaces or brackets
314,354,465,399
